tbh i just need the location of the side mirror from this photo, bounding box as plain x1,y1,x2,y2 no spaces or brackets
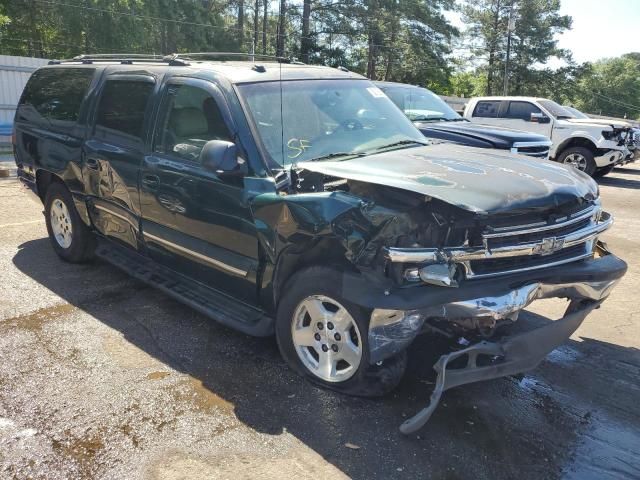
200,140,247,177
530,112,550,124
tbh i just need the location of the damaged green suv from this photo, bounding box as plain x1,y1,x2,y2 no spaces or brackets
14,54,626,434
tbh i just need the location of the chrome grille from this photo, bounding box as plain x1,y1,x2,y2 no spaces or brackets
384,202,613,281
463,204,605,279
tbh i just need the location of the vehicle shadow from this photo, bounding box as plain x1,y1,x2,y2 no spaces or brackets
613,166,640,175
12,238,640,479
597,174,640,190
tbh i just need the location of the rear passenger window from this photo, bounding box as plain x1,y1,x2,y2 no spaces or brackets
154,84,231,162
95,80,154,143
505,101,541,120
472,101,501,118
18,68,95,124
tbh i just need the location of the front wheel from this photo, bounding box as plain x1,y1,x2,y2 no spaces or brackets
557,146,597,176
276,267,407,397
44,182,95,263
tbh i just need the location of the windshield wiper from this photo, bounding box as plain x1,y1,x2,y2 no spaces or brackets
305,151,367,162
368,139,428,153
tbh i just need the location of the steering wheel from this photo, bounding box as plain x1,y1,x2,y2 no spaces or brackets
334,118,364,132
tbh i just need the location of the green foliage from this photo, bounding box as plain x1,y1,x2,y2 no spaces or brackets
461,0,571,96
574,54,640,120
0,0,638,121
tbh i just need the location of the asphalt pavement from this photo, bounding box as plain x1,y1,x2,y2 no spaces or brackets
0,162,639,480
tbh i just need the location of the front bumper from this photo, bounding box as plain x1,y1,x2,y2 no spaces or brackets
594,149,624,168
341,247,626,433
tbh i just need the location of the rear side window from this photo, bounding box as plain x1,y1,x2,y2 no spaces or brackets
18,68,95,123
505,101,541,120
472,101,501,118
95,79,154,143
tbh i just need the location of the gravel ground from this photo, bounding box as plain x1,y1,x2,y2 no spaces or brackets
0,163,639,479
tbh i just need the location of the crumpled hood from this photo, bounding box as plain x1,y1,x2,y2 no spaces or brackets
297,144,598,215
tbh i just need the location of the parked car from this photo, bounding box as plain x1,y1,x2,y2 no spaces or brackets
463,96,630,176
563,106,637,164
376,82,552,159
14,54,626,434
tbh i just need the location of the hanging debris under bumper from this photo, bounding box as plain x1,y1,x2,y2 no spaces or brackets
399,298,600,434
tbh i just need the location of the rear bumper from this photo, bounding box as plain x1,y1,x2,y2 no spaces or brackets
18,170,41,203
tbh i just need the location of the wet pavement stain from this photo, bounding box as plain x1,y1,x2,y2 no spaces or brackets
1,303,76,332
170,376,235,414
51,431,105,479
147,371,171,381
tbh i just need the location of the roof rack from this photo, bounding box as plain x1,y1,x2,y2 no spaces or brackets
48,53,189,66
47,52,304,67
169,52,297,64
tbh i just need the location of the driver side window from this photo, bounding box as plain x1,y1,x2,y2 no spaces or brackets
154,83,231,163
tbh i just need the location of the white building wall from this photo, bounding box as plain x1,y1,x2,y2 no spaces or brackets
0,55,50,143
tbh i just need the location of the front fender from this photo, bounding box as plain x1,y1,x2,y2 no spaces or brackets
249,190,413,309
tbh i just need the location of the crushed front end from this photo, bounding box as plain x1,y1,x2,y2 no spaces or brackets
338,196,626,433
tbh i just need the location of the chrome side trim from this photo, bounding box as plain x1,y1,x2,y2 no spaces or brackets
384,211,613,264
94,204,138,229
143,232,248,277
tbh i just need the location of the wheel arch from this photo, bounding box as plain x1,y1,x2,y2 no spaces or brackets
37,169,91,227
270,237,358,312
554,137,598,158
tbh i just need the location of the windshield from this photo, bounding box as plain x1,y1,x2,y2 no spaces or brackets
563,106,590,119
380,85,461,122
538,99,576,119
238,79,426,166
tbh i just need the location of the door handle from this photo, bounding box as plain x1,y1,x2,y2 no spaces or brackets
142,174,160,188
86,157,100,170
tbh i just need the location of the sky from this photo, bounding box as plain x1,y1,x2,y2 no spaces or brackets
446,0,640,67
554,0,640,64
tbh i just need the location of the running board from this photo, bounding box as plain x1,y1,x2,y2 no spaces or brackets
95,239,274,336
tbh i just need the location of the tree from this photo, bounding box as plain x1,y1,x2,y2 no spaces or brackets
461,0,571,95
574,54,640,119
276,0,286,56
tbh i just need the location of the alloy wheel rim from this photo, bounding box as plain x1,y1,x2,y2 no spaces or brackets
563,153,587,171
50,199,72,249
291,295,362,383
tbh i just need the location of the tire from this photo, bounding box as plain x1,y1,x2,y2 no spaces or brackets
593,165,615,178
276,266,407,397
557,146,597,176
44,182,95,263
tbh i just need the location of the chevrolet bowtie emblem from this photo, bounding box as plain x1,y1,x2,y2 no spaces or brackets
534,237,565,256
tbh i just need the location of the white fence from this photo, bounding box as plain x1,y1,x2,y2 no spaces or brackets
0,55,49,143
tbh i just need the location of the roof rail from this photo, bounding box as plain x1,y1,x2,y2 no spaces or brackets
46,52,303,67
170,52,298,64
48,54,189,66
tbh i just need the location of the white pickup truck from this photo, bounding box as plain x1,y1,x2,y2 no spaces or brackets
463,97,630,176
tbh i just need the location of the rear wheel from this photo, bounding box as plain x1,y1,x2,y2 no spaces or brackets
557,147,597,176
44,182,95,263
276,266,407,397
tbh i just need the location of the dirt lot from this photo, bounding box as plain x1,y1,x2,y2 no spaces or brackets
0,162,639,480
